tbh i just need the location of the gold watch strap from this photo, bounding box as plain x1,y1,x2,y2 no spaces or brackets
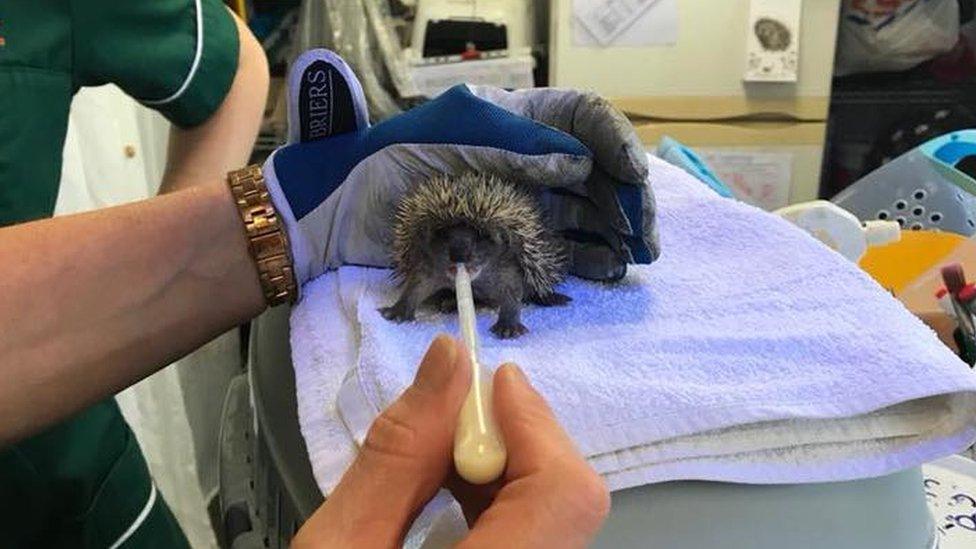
228,165,297,306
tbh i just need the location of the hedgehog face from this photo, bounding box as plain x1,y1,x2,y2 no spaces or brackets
425,223,506,281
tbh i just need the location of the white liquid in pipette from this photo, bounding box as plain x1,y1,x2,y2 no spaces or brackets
453,264,507,484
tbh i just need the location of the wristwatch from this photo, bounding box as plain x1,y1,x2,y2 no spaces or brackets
227,165,297,306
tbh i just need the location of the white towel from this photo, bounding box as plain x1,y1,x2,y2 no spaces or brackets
291,156,976,503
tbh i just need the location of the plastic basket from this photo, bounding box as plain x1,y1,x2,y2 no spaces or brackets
833,130,976,235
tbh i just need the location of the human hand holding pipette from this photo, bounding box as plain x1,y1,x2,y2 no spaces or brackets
293,336,609,548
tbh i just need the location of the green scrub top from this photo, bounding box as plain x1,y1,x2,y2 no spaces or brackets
0,0,239,225
0,1,239,547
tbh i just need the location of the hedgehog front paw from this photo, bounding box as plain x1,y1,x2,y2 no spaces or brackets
491,320,528,339
532,292,572,307
379,304,415,323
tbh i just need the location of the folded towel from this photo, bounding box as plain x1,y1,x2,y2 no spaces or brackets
291,156,976,503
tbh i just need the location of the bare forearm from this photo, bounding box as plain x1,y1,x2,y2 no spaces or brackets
161,10,269,192
0,182,265,444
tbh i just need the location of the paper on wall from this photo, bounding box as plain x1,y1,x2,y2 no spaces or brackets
743,0,802,82
699,150,794,211
573,0,678,47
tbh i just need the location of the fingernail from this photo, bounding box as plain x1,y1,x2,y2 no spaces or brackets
498,363,527,385
414,334,458,392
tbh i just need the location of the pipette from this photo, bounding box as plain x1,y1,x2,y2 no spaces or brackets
453,264,507,484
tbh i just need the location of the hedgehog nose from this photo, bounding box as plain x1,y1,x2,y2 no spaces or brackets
449,245,470,263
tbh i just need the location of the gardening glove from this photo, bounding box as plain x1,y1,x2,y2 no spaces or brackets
264,49,658,287
467,85,660,276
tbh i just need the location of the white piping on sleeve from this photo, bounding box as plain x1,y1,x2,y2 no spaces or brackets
107,483,158,549
142,0,204,105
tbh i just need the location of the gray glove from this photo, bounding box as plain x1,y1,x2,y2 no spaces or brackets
468,86,660,279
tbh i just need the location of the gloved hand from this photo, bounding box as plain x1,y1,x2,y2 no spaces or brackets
265,49,659,286
466,85,660,271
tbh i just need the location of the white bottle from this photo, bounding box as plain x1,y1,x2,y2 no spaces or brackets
774,200,901,262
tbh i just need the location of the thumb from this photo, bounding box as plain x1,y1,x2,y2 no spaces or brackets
457,364,609,549
294,335,471,548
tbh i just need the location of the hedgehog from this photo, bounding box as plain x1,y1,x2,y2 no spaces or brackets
378,173,571,338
